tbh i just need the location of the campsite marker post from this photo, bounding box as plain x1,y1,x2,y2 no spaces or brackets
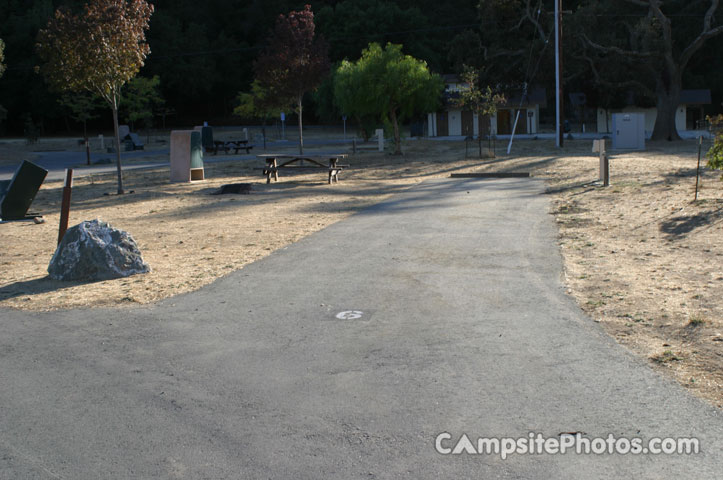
58,169,73,245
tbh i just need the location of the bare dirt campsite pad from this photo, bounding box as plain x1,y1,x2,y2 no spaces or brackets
0,136,721,408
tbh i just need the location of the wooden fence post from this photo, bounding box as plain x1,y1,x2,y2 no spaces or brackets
600,139,609,187
694,136,702,201
58,169,73,245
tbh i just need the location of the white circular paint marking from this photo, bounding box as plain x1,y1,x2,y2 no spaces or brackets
336,311,364,320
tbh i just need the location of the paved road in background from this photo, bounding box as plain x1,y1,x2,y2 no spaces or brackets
0,148,171,181
1,178,720,478
0,137,361,181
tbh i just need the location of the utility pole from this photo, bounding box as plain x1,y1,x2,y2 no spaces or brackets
555,0,564,148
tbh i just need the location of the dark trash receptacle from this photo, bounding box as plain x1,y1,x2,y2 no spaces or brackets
201,126,214,151
190,131,204,170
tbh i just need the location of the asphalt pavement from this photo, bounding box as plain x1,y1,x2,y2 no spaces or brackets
0,178,720,479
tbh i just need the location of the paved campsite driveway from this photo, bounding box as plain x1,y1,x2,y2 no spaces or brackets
1,178,720,479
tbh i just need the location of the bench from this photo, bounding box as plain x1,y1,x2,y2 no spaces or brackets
213,140,254,155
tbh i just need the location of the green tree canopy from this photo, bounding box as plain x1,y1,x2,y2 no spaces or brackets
707,114,723,174
0,37,6,79
58,91,104,137
37,0,154,194
334,42,443,154
0,37,5,129
233,80,283,122
121,75,164,130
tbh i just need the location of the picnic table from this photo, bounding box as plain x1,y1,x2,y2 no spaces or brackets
212,140,254,155
257,154,349,184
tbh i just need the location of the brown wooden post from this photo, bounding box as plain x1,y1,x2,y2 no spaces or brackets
58,169,73,245
599,139,609,187
694,136,702,201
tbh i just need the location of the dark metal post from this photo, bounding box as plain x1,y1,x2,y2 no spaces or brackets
58,169,73,245
599,139,609,186
555,0,564,147
695,136,702,201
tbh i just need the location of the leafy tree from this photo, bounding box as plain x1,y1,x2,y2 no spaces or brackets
454,67,506,157
707,114,723,175
334,42,444,155
0,37,5,130
59,91,103,164
254,5,330,154
37,0,154,194
573,0,723,141
312,69,340,123
312,65,380,141
121,75,163,130
0,37,6,79
234,80,284,147
0,1,65,133
59,92,103,138
233,80,282,121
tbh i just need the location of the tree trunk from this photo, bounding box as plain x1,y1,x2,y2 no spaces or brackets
390,108,401,155
651,66,682,141
112,104,124,194
83,120,91,166
297,96,304,155
356,116,370,142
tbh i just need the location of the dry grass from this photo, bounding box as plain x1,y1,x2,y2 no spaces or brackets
0,135,720,407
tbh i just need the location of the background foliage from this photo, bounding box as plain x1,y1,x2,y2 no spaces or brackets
0,0,721,135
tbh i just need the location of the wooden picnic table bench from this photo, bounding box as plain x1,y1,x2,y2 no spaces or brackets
213,140,254,155
257,154,349,184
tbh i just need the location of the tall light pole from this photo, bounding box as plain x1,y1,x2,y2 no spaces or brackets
555,0,564,147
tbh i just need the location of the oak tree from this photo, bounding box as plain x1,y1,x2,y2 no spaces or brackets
37,0,154,194
574,0,723,141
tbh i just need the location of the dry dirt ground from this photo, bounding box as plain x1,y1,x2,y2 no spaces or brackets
0,133,721,408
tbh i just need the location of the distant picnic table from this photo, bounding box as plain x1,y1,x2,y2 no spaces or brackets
211,139,254,155
257,154,349,184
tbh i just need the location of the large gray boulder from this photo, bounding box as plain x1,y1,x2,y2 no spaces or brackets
48,219,150,281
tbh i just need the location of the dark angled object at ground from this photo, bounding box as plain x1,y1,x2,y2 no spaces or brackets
210,183,252,195
0,160,48,220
